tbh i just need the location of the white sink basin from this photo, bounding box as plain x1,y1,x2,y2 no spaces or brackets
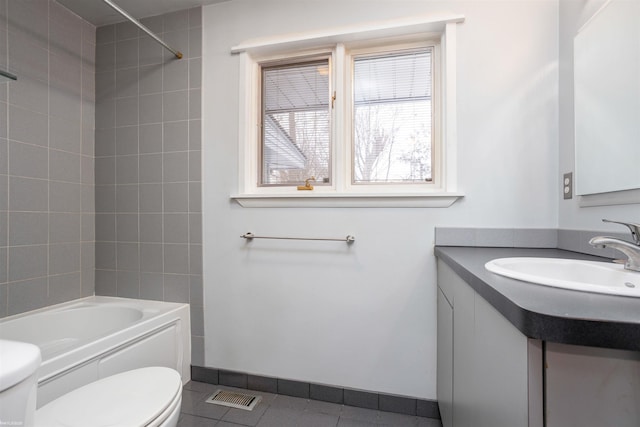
485,257,640,297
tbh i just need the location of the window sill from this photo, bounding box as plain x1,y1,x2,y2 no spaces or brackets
230,192,464,208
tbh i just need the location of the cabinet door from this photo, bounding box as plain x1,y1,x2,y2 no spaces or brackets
472,295,530,427
451,267,476,427
437,288,453,427
437,260,543,427
438,260,476,426
546,343,640,427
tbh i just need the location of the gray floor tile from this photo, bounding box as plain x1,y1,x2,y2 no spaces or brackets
217,422,252,427
376,422,418,427
221,403,268,426
269,394,309,411
416,417,443,427
257,407,338,427
184,381,219,394
337,419,377,427
339,406,379,423
177,413,217,427
306,399,344,416
296,411,339,427
180,384,441,427
189,401,230,420
256,407,305,427
181,390,209,414
376,411,421,426
257,391,278,406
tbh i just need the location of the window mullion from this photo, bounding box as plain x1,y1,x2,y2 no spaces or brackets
333,43,348,193
239,52,260,194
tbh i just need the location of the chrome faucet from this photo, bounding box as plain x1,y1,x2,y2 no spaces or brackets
589,219,640,272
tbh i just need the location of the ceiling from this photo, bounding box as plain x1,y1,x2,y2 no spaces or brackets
57,0,229,26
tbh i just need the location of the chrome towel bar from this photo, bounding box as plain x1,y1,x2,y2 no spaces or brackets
241,232,355,243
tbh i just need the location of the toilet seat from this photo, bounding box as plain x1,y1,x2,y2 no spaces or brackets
0,340,41,392
36,367,182,427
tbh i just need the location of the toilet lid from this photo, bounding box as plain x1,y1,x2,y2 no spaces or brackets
36,367,181,427
0,340,41,391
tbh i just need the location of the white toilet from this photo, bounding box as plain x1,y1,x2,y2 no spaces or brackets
0,340,41,427
0,340,183,427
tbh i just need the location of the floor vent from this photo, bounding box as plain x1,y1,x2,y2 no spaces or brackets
205,389,262,411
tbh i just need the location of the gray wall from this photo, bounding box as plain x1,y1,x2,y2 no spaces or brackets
93,8,204,364
0,0,95,317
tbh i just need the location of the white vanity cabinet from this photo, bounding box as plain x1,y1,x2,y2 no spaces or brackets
437,257,640,427
437,260,543,427
436,286,453,424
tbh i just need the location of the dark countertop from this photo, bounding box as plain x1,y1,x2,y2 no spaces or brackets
435,246,640,351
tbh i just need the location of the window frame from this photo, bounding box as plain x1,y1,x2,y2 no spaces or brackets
258,54,334,188
343,39,441,193
232,15,464,207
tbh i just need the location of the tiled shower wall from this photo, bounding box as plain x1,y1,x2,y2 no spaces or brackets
0,0,96,317
93,8,204,364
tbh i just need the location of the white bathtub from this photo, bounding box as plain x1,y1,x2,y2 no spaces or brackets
0,296,191,407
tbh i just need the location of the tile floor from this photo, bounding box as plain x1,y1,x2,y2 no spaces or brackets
178,381,443,427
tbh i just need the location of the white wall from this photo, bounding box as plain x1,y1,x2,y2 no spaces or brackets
558,0,639,230
202,0,559,399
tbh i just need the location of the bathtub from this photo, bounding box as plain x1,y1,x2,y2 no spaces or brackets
0,296,191,407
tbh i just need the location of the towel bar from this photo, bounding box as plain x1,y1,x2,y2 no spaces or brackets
240,232,355,243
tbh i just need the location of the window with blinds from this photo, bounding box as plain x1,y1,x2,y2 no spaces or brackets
234,18,464,206
352,48,433,184
260,59,331,186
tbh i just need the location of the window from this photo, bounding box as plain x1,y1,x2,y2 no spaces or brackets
352,47,434,185
261,58,331,186
232,15,464,207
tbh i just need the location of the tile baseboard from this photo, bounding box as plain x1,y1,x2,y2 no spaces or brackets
190,365,440,419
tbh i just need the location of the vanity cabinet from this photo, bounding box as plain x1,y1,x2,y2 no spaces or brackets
437,260,543,427
437,256,640,427
436,288,453,424
545,343,640,427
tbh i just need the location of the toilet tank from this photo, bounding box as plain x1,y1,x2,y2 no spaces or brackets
0,340,42,427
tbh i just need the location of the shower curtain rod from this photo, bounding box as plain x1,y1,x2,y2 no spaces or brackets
102,0,183,59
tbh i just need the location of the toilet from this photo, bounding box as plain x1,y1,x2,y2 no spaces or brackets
0,340,41,427
0,340,183,427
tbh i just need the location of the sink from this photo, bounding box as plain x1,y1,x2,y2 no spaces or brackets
485,257,640,297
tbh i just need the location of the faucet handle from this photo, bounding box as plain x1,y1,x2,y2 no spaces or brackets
602,219,640,245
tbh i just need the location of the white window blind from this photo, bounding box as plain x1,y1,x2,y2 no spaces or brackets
353,49,433,184
260,60,331,186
